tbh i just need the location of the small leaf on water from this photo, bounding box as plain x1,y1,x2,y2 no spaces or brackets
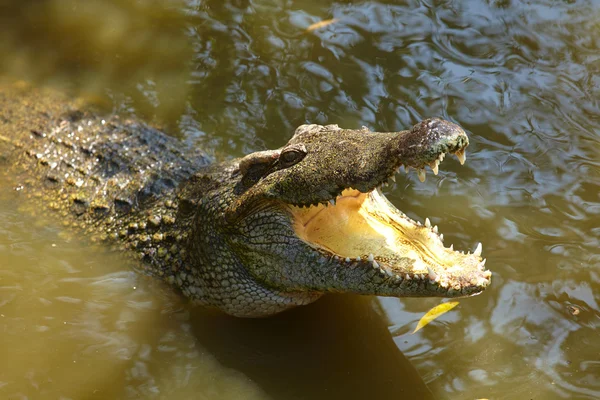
306,18,339,32
412,301,459,334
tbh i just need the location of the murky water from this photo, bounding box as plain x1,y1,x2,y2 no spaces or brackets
1,0,599,399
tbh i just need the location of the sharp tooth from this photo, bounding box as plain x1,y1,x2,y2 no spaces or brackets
417,168,426,182
455,149,466,165
440,233,444,241
449,244,454,251
367,253,374,262
329,199,335,206
356,256,361,261
430,161,439,175
372,260,379,269
433,226,438,233
473,242,482,257
395,274,401,281
439,153,445,162
425,218,431,228
405,274,410,280
390,175,396,183
427,267,438,281
345,257,351,263
477,277,489,286
419,274,425,280
417,221,421,226
479,258,487,269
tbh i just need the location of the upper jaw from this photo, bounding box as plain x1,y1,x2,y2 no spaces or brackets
244,118,468,210
293,126,470,209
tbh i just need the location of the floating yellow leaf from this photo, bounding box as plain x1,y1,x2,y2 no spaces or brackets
412,301,459,334
306,18,339,32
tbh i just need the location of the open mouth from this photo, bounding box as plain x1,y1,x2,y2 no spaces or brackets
289,149,491,297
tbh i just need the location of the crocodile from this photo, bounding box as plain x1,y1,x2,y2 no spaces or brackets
0,82,491,317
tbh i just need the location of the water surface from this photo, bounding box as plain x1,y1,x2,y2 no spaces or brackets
0,0,599,399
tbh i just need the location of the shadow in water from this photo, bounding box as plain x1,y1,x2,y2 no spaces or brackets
191,295,435,400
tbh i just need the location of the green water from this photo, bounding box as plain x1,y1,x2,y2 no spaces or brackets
1,0,599,399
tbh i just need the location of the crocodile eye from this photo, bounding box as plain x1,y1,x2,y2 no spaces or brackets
279,145,306,168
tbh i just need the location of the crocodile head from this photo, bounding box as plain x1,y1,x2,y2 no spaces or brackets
187,119,491,316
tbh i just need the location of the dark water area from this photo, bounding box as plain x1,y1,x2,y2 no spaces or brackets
0,0,599,399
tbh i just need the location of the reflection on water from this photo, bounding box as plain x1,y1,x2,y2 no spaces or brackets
1,0,599,399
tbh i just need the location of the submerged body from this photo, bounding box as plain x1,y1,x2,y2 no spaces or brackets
0,82,490,317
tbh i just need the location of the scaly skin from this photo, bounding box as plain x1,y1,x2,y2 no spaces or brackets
0,82,491,317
